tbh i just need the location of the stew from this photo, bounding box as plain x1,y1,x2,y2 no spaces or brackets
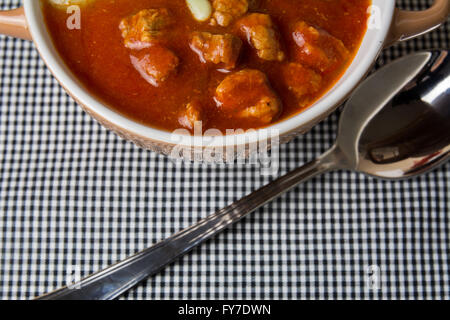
42,0,370,133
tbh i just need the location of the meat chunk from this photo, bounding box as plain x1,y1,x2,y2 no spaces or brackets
179,101,203,130
130,45,179,87
119,9,172,49
215,69,281,124
237,13,285,62
190,32,242,69
282,62,322,105
238,96,280,124
292,21,350,74
210,0,248,27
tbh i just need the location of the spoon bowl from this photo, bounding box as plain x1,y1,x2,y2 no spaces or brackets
336,50,450,179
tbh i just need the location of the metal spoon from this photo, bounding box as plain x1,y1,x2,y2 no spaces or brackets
37,50,450,300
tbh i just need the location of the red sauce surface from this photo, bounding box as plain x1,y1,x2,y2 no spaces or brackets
42,0,370,133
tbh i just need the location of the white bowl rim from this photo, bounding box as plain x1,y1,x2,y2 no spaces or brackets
24,0,395,148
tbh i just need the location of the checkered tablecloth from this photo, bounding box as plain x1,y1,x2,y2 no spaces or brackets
1,0,449,300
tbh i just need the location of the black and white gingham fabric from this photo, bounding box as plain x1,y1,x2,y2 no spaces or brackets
0,0,449,300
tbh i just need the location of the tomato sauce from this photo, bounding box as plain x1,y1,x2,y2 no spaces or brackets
42,0,370,133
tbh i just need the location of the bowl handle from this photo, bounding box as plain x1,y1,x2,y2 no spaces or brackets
386,0,449,47
0,7,32,41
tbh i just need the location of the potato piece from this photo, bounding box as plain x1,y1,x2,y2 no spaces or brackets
190,32,242,70
292,21,350,74
130,46,179,87
186,0,212,22
215,69,281,124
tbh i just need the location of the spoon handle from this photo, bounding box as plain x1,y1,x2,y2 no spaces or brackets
36,147,341,300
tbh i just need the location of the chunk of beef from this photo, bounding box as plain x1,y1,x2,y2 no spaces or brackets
210,0,248,27
282,62,322,105
292,21,350,74
238,96,280,124
130,45,179,87
179,100,203,130
119,9,172,49
237,13,285,62
190,32,242,70
215,69,281,124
